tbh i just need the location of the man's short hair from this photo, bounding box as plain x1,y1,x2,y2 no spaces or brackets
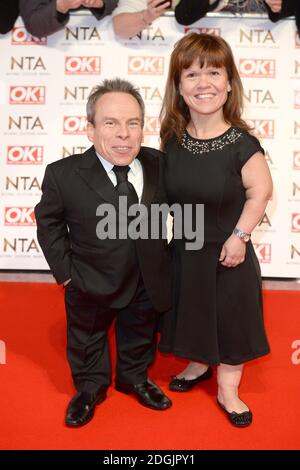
87,78,145,126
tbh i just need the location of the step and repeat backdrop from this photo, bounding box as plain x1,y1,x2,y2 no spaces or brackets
0,13,299,277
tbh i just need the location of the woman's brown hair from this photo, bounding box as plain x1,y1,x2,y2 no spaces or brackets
160,33,250,150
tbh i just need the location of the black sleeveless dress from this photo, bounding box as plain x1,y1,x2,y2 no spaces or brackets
159,127,270,365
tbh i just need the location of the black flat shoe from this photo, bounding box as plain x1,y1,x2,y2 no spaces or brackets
65,389,107,427
115,379,172,411
169,366,213,392
217,399,253,428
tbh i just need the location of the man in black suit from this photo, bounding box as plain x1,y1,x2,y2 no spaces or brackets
35,78,172,427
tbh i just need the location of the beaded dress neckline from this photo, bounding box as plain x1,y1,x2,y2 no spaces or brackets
181,127,243,155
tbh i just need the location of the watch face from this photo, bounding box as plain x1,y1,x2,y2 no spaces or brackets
233,228,250,241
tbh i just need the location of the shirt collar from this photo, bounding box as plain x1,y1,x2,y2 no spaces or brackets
95,150,139,175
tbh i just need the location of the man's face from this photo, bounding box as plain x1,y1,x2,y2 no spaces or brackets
87,92,143,166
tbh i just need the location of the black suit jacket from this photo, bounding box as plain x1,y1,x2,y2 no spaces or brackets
35,146,172,312
0,0,19,34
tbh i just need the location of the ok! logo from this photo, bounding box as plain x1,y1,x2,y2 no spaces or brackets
4,207,36,226
63,116,87,135
239,59,276,78
291,213,300,232
65,56,101,75
295,91,300,109
9,86,46,104
144,117,160,135
7,146,43,165
11,26,47,45
245,119,274,138
253,243,272,263
293,151,300,170
128,56,164,75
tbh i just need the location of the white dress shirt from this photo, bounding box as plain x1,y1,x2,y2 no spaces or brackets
96,151,144,203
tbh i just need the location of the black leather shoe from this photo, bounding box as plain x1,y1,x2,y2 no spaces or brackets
169,366,213,392
115,379,172,411
65,389,107,427
217,399,253,428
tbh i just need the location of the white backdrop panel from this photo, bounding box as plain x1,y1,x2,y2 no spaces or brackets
0,13,299,277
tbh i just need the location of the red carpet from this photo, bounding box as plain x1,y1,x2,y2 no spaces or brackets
0,283,299,450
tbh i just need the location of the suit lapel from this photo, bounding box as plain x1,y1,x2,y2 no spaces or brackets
76,146,119,208
138,148,159,208
76,146,159,210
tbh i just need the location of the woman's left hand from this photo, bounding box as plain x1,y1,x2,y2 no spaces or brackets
219,234,246,267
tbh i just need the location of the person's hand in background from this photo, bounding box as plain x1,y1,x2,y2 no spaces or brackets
81,0,104,8
57,0,104,13
142,0,170,25
56,0,82,14
265,0,282,13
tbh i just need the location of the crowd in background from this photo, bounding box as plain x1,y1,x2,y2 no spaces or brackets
0,0,299,38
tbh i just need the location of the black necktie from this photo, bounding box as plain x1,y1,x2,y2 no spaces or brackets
113,165,139,207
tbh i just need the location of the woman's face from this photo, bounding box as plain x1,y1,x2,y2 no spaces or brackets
179,60,231,118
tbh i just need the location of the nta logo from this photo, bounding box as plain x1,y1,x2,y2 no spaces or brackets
8,115,44,131
65,26,101,41
10,56,46,71
239,29,275,44
3,238,40,253
244,89,274,105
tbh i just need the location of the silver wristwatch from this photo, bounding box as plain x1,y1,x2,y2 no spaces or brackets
233,227,251,242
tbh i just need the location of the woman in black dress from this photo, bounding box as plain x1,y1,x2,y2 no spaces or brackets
159,33,273,427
